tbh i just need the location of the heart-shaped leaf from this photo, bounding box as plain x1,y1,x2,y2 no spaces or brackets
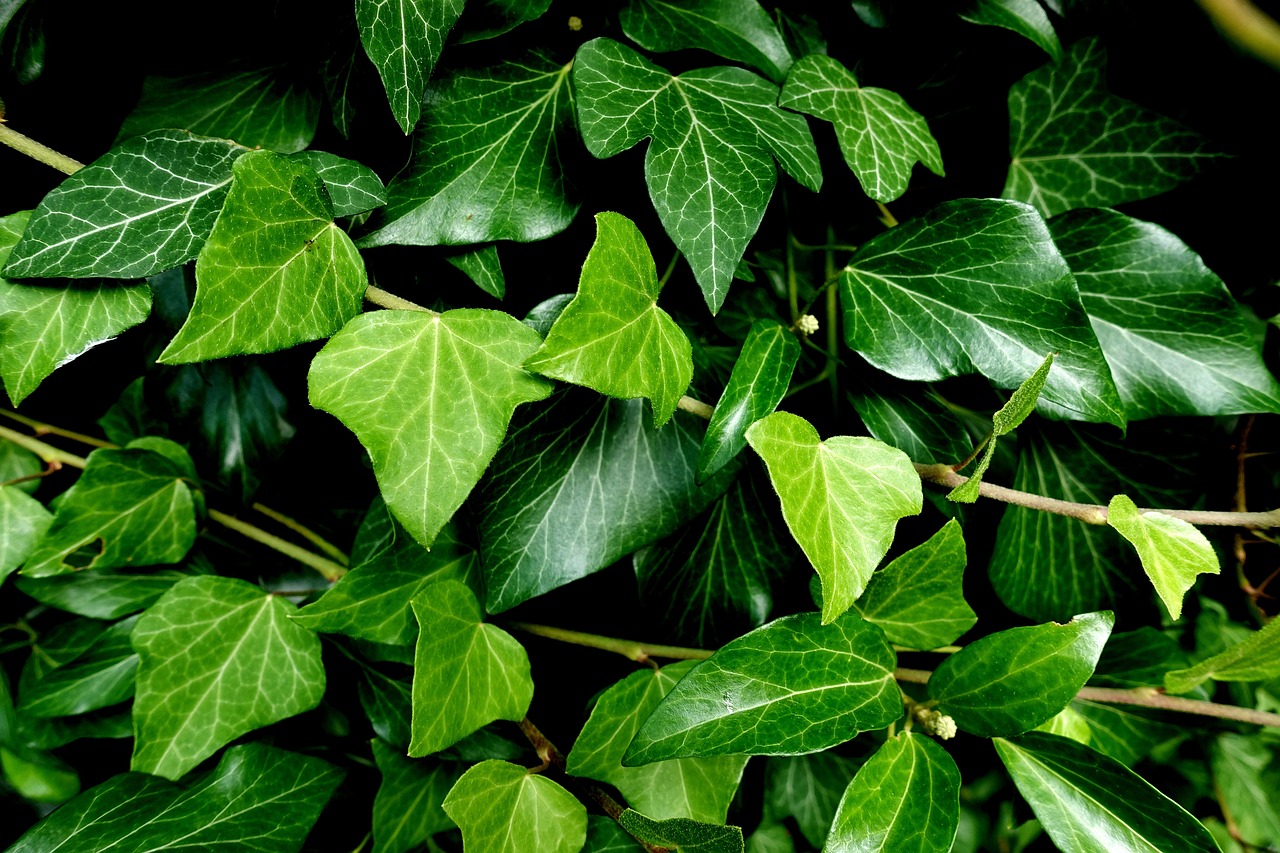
442,760,587,853
1107,494,1218,621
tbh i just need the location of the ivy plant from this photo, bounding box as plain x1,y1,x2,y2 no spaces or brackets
2,1,1279,851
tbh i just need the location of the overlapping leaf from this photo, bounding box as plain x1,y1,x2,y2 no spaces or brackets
960,0,1061,60
841,198,1124,426
360,56,577,246
309,309,552,549
620,0,795,83
159,150,366,363
745,411,921,623
526,212,692,426
130,576,325,779
454,0,552,43
442,760,587,853
20,615,138,718
1069,700,1179,766
1164,614,1280,694
617,810,744,853
779,54,943,203
371,739,459,853
291,150,388,216
1210,734,1280,849
573,37,821,313
763,753,858,849
1107,495,1218,621
0,485,51,582
357,0,464,133
447,245,504,298
847,379,973,466
1005,38,1222,216
14,567,187,620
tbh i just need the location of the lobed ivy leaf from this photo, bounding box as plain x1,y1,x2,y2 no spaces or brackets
1106,495,1218,621
409,580,532,756
9,743,342,853
994,732,1219,853
159,150,366,363
617,809,744,853
0,485,51,583
290,150,388,216
928,611,1113,737
619,0,795,83
959,0,1062,61
442,759,587,853
572,37,821,313
2,132,247,279
745,411,922,624
14,567,187,620
1004,38,1223,217
1164,613,1280,694
130,576,325,780
841,198,1124,427
19,615,139,718
359,56,577,247
371,739,459,853
763,753,858,849
779,54,943,203
447,244,505,298
625,611,900,763
825,733,961,853
855,519,976,649
568,660,748,822
356,0,464,134
309,308,553,549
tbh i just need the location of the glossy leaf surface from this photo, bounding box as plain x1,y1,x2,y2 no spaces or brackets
371,739,459,853
442,759,587,853
1164,614,1280,693
357,0,463,133
847,379,972,466
1107,494,1217,620
763,752,858,849
0,484,51,582
290,150,387,216
20,615,138,718
618,810,744,853
14,567,186,620
960,0,1061,60
447,245,504,298
620,0,794,83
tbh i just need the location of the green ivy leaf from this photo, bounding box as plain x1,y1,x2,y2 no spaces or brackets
159,150,366,363
371,739,460,853
130,576,325,780
568,660,748,822
1050,208,1280,418
357,0,464,133
959,0,1061,61
359,664,415,751
841,198,1124,427
442,759,587,853
855,519,976,649
454,0,552,43
572,37,821,313
526,212,693,427
779,54,943,203
21,708,135,752
698,320,800,482
2,132,247,279
359,56,577,246
1069,698,1181,766
118,66,320,153
619,0,795,83
1106,495,1217,621
290,150,388,216
1092,627,1189,689
847,379,974,466
928,611,1113,737
0,441,42,493
478,391,736,613
14,567,187,620
9,743,342,852
21,440,197,578
0,485,51,583
585,815,647,852
826,733,961,853
745,823,795,853
994,732,1219,853
625,611,899,763
447,245,505,298
309,309,553,549
763,753,858,849
745,411,922,624
1004,38,1223,217
1210,734,1280,848
1164,613,1280,694
409,580,532,756
19,615,138,718
618,810,745,853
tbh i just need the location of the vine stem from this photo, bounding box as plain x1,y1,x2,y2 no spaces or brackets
508,622,713,662
364,284,439,314
0,122,84,175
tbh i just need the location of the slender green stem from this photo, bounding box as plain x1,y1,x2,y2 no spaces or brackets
364,284,439,314
251,502,349,566
786,229,799,323
2,409,113,448
207,509,347,582
656,250,681,288
676,395,715,419
824,229,839,409
0,122,83,175
1197,0,1280,70
0,424,86,468
894,644,962,654
507,622,713,662
875,201,899,227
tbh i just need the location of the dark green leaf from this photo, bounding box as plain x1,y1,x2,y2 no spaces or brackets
356,0,464,133
763,752,858,848
1091,627,1187,689
994,732,1218,853
620,0,795,83
584,815,646,852
1107,494,1218,621
0,440,42,492
16,568,187,619
446,245,504,298
455,0,552,43
0,484,51,582
572,37,821,313
1069,699,1180,766
358,663,414,750
960,0,1061,60
290,150,388,216
746,823,795,853
20,707,135,750
130,576,325,779
371,738,459,853
442,759,587,853
841,198,1124,427
9,743,342,852
1164,614,1280,693
625,612,899,763
0,669,79,804
1004,38,1223,217
617,809,744,853
1210,734,1280,848
847,379,973,466
19,615,138,718
928,612,1112,737
826,733,961,853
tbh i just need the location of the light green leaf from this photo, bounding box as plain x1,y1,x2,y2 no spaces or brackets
1051,207,1280,418
446,245,505,298
1035,705,1093,745
573,37,821,313
826,733,961,853
9,743,342,853
994,732,1219,853
568,660,748,822
2,132,247,279
159,150,366,363
371,739,459,853
746,823,795,853
409,580,532,756
15,567,187,619
841,198,1124,427
309,308,553,549
477,391,737,613
19,615,138,718
1210,734,1280,848
0,485,52,582
359,57,577,246
1164,613,1280,694
118,66,320,153
928,611,1113,737
1106,494,1218,621
1005,38,1223,217
763,753,858,849
625,611,899,763
293,501,480,646
526,212,692,427
745,411,921,624
779,54,942,203
290,150,388,216
855,519,976,649
960,0,1062,61
620,0,794,83
357,0,464,133
21,440,197,578
442,759,587,853
130,576,325,780
698,320,800,482
617,810,744,853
